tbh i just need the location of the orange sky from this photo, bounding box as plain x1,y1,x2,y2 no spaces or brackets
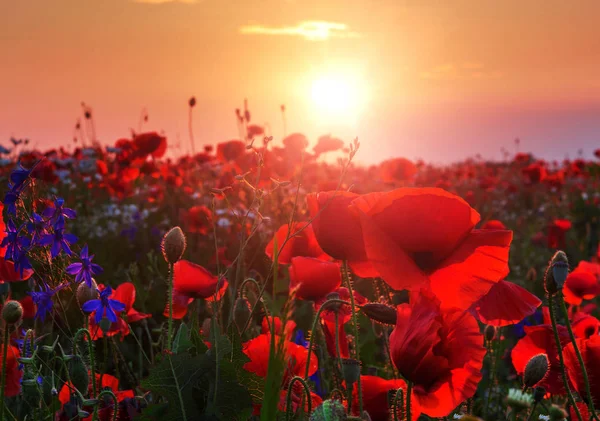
2,0,600,163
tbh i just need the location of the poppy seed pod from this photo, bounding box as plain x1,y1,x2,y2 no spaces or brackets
360,303,397,326
77,279,99,312
523,353,549,388
2,300,23,325
309,399,347,421
161,227,187,264
325,292,341,312
484,325,496,342
341,358,361,386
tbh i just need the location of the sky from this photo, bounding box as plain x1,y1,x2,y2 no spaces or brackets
1,0,600,164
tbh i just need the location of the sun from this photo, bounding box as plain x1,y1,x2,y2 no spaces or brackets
310,73,366,120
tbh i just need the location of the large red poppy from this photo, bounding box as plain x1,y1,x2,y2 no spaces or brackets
182,205,213,235
379,157,418,183
307,191,376,277
511,323,570,394
470,280,541,326
242,333,318,380
572,313,600,339
481,220,507,230
216,140,246,162
313,134,344,156
547,219,571,249
349,188,512,309
351,375,416,421
563,269,599,305
133,132,167,159
261,316,296,341
288,257,342,301
389,290,485,417
265,223,330,265
564,335,600,406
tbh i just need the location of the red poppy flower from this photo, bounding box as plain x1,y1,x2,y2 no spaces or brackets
389,290,485,417
379,158,418,183
547,219,571,249
512,323,570,394
282,133,309,152
19,295,36,319
133,131,167,159
0,345,21,398
578,260,600,280
564,335,600,406
349,188,512,309
265,223,330,265
242,333,318,380
481,220,507,230
247,124,264,139
172,260,228,300
217,140,246,162
322,319,349,358
313,134,344,156
289,257,342,301
522,163,547,183
315,287,367,325
163,293,194,319
181,205,213,235
307,191,376,277
563,269,599,305
351,375,415,421
572,313,600,339
261,316,296,341
0,256,34,282
470,280,541,326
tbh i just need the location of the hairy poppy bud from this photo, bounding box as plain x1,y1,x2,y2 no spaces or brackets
360,303,397,326
77,279,99,312
161,227,187,264
523,353,549,388
341,358,361,386
533,386,546,403
309,399,346,421
325,292,342,313
2,300,23,325
549,404,567,421
189,97,196,108
484,325,496,342
233,297,252,334
551,251,569,290
68,355,89,395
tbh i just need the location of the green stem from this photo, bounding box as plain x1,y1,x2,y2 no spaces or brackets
74,328,97,397
92,389,119,421
392,388,404,421
0,325,10,420
303,299,351,381
285,376,312,420
526,402,538,421
167,263,174,352
558,292,600,421
406,381,412,421
334,313,344,389
548,294,583,421
343,260,363,415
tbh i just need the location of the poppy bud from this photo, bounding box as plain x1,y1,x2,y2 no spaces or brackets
551,251,569,290
523,353,549,388
309,399,346,421
484,325,496,342
341,358,361,386
2,300,23,325
360,303,397,326
325,292,342,313
549,404,567,421
68,355,89,395
533,386,546,403
77,279,99,312
161,227,187,264
189,97,196,108
233,297,252,334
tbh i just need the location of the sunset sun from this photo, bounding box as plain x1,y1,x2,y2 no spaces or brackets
309,72,366,121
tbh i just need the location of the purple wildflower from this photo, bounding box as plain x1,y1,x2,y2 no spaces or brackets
82,286,126,323
66,245,103,287
39,228,77,258
42,197,76,230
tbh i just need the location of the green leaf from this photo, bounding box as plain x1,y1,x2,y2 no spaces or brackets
172,323,193,354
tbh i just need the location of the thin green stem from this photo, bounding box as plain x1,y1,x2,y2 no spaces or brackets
548,294,583,421
334,313,344,389
406,381,412,421
0,325,10,420
92,389,119,421
343,260,363,415
558,292,600,421
392,388,404,421
74,328,97,397
167,263,174,351
285,376,312,420
303,299,351,381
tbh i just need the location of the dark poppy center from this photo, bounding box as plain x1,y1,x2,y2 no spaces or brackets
411,251,440,272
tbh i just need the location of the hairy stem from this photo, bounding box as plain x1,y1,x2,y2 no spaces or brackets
343,260,363,415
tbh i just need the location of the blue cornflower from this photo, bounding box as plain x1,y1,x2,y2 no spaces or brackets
26,212,49,245
66,245,103,287
12,249,33,278
29,280,65,322
1,219,25,261
82,286,126,323
39,228,77,258
42,197,76,230
9,161,39,191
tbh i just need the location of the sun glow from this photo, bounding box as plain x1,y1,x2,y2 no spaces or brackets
309,72,367,124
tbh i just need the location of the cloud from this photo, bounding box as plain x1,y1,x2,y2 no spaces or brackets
132,0,198,4
420,62,501,80
239,21,360,41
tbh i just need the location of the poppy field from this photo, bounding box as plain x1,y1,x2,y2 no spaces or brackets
1,109,600,421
